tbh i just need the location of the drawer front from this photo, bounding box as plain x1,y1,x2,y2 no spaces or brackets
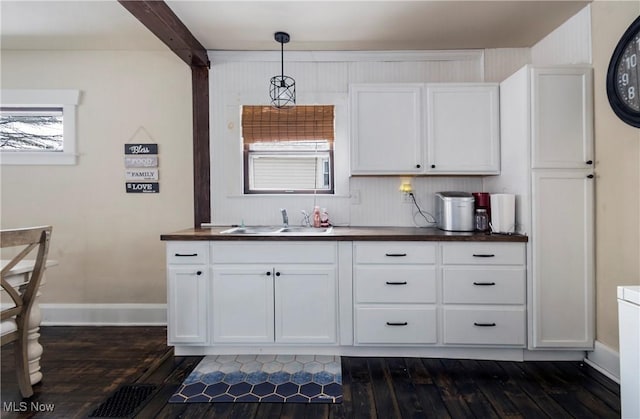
443,307,525,346
442,268,526,304
355,242,436,264
441,242,525,265
355,306,437,344
355,266,436,303
211,242,336,264
167,242,209,265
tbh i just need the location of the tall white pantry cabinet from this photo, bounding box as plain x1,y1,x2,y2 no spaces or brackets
485,65,595,350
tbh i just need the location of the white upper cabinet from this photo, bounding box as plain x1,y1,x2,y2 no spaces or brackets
350,84,423,174
531,67,594,169
349,83,500,175
425,84,500,174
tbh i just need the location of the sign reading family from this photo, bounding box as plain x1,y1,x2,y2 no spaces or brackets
124,143,158,155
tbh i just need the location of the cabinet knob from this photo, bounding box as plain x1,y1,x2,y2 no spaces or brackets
431,164,436,169
275,272,281,277
587,174,594,179
196,271,202,276
416,164,421,169
586,160,593,165
266,271,271,276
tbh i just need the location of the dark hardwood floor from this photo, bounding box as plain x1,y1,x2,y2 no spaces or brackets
1,327,620,418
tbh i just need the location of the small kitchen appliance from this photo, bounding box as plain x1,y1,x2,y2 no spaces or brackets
435,192,475,232
472,192,491,221
490,193,516,233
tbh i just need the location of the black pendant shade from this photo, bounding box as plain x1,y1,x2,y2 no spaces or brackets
270,31,296,109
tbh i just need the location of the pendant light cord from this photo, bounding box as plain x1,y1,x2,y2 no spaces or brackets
281,41,284,79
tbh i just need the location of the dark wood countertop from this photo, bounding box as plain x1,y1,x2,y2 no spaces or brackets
160,226,528,242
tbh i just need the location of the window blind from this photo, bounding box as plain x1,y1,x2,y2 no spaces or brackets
241,105,334,145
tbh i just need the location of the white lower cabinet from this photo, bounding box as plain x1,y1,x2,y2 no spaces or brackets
441,242,527,347
166,239,533,353
166,242,209,345
353,242,437,345
211,266,274,343
210,242,338,345
442,307,526,345
356,306,437,344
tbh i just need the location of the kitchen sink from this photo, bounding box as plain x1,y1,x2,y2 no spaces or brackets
279,226,333,234
220,226,281,234
220,226,333,235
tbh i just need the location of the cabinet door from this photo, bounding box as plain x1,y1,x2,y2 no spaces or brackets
425,84,500,174
167,266,208,344
212,266,274,343
531,67,594,169
531,169,594,348
274,266,337,343
350,84,423,174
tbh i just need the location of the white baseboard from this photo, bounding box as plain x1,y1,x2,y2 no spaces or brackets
585,341,620,383
40,303,167,326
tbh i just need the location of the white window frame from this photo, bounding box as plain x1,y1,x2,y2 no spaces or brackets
1,89,80,165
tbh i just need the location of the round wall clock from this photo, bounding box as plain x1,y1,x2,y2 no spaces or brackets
607,15,640,128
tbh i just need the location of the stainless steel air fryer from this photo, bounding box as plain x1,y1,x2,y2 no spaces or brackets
435,192,475,232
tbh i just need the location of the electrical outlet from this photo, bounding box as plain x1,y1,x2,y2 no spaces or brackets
401,192,413,204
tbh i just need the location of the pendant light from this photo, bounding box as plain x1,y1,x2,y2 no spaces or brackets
270,31,296,109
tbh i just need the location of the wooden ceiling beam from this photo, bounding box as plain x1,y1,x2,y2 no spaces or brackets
118,0,209,68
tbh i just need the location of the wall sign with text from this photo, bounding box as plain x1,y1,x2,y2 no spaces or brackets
124,143,159,193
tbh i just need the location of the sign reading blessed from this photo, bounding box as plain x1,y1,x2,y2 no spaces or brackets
124,143,158,155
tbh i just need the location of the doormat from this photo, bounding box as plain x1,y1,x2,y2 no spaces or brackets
169,355,342,403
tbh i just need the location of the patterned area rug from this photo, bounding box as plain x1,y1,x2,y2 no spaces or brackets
169,355,342,403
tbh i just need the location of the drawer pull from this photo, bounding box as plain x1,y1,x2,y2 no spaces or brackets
472,254,495,258
175,253,198,257
473,282,496,286
385,281,408,285
386,322,408,326
385,253,407,257
196,271,202,276
473,322,496,327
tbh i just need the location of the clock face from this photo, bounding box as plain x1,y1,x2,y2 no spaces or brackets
607,15,640,128
615,31,640,112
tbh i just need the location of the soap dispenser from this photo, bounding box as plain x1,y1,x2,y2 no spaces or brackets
312,206,321,228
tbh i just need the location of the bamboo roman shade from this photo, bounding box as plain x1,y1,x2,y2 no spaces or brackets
241,105,334,145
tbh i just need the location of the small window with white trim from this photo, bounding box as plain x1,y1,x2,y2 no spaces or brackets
0,89,80,165
241,105,335,194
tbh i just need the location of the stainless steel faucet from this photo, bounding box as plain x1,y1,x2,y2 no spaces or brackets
280,208,289,227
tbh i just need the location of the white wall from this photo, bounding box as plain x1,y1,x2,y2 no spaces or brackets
1,50,193,305
209,50,529,227
590,1,640,353
532,5,592,65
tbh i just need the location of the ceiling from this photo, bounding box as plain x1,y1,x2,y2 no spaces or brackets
1,1,591,52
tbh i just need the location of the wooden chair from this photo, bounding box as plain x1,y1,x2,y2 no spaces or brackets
1,226,52,398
